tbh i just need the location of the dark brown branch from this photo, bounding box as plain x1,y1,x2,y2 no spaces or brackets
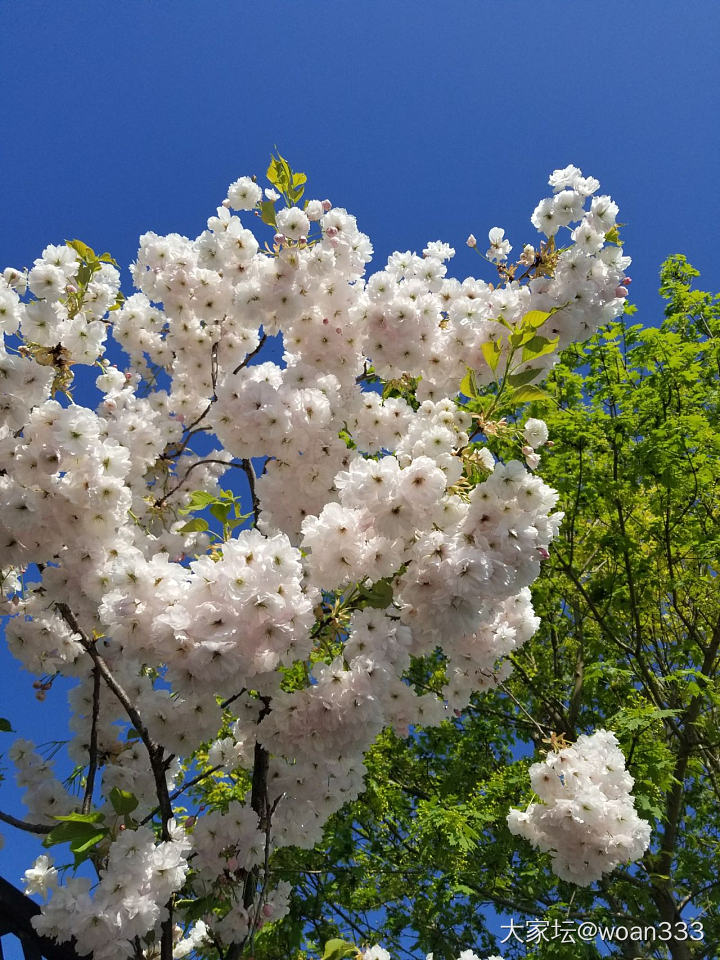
0,810,52,836
55,603,175,960
240,460,259,522
81,664,101,815
232,333,267,376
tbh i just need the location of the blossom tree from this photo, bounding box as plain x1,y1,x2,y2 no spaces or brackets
0,158,647,960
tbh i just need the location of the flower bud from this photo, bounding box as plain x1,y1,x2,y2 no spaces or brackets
614,286,628,298
322,199,332,212
466,234,477,248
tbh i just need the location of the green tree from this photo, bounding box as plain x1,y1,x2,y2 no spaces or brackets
250,256,720,960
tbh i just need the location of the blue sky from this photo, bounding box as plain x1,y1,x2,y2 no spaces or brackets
1,0,719,955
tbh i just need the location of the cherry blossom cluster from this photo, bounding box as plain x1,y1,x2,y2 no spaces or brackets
361,949,501,960
507,729,651,886
0,163,641,958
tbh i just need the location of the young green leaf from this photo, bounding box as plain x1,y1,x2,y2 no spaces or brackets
321,939,358,960
508,385,551,404
521,309,551,329
109,787,139,815
481,340,501,373
178,517,210,534
459,369,478,399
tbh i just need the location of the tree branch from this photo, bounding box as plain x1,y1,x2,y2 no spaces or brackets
81,663,101,815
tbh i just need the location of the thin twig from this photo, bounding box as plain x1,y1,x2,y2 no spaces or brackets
154,458,243,508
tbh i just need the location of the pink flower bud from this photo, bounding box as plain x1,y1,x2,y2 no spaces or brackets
545,440,555,448
274,233,285,246
622,276,631,285
615,286,628,298
537,547,550,560
262,904,273,917
222,199,231,209
322,199,332,212
466,234,477,248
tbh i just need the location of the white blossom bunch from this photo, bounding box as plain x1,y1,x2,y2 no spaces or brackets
0,160,642,958
507,729,651,886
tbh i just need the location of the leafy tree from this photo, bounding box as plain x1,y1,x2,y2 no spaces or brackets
251,256,720,960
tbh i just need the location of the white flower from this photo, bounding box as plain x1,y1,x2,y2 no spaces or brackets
523,418,549,448
276,206,311,241
362,948,391,960
486,227,511,262
23,855,58,898
227,176,262,210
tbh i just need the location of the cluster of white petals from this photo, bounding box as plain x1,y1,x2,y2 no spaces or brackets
507,730,651,886
0,163,644,957
361,949,501,960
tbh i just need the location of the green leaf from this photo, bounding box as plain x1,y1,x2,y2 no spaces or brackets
321,939,358,960
481,340,501,373
459,369,478,399
509,328,536,349
507,368,541,388
210,502,231,525
508,385,551,404
0,718,13,733
521,309,551,329
361,579,394,609
178,490,216,514
98,252,119,266
71,830,108,855
178,517,210,534
44,819,107,849
109,787,139,815
260,200,277,228
605,226,620,245
292,172,308,188
521,334,559,363
66,239,97,262
52,811,105,824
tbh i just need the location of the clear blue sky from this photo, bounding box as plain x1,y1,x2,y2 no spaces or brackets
0,0,718,955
